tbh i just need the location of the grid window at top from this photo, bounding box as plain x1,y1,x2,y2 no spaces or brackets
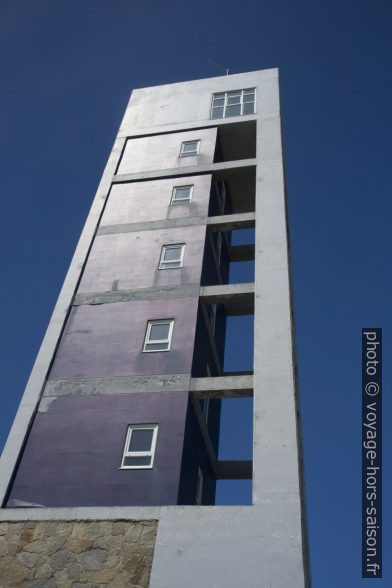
210,88,256,119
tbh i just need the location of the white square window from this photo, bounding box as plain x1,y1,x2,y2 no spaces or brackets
196,467,203,505
171,185,193,205
211,88,256,119
159,244,185,270
143,319,174,352
180,140,200,157
120,425,158,469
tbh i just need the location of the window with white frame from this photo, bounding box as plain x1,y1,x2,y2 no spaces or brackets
120,424,158,469
143,319,174,352
179,140,200,157
171,184,193,205
210,88,256,119
159,244,185,270
196,467,203,505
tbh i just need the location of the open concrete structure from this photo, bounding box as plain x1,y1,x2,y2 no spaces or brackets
0,68,309,587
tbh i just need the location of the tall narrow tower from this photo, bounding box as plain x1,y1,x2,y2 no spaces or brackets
0,69,309,587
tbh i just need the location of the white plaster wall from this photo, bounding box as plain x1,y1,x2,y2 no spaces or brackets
119,70,270,134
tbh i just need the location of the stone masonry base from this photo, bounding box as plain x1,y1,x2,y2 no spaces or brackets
0,520,157,587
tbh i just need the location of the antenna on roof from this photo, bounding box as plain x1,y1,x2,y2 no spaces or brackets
208,58,230,76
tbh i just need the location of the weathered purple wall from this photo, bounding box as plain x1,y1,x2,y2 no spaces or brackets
7,125,218,508
7,392,188,507
49,297,199,380
117,128,217,175
78,225,206,293
101,175,212,227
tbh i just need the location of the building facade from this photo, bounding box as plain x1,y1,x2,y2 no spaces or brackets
0,69,309,587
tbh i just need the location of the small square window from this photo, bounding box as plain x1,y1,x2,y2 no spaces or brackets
143,319,174,352
159,244,185,270
180,140,200,157
120,425,158,469
171,185,193,205
196,467,203,505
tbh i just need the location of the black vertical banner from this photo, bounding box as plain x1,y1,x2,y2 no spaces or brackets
362,328,382,578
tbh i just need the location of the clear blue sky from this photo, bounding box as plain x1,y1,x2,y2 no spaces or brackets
1,1,391,586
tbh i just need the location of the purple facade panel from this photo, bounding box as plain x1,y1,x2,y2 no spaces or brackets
78,225,206,294
101,175,211,227
7,392,188,507
5,125,217,508
49,297,199,380
116,128,217,175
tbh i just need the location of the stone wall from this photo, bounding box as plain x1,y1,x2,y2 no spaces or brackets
0,520,157,587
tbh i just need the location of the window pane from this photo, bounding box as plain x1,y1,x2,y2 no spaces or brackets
227,91,241,98
243,88,255,96
173,186,192,202
145,342,169,351
211,106,224,119
212,96,225,106
161,261,181,269
149,323,170,340
243,102,255,115
129,429,154,452
243,94,255,103
163,247,182,262
225,104,241,117
123,455,152,467
227,95,241,105
182,141,198,153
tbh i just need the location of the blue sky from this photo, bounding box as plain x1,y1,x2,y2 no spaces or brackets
1,0,391,585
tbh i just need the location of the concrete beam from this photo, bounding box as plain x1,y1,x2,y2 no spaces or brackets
74,284,199,306
98,215,207,236
112,159,256,184
190,375,253,399
228,244,255,262
42,374,191,399
207,212,255,232
200,283,254,315
216,461,252,480
118,113,258,140
74,284,255,310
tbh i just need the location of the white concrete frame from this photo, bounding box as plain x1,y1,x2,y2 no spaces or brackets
0,69,309,588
